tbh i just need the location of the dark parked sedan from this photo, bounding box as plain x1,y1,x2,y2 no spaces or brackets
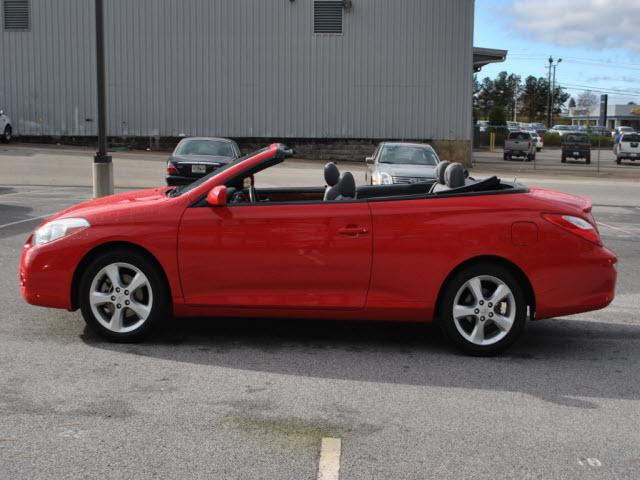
166,137,240,185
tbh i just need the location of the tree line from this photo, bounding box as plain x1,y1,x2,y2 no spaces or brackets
474,71,571,124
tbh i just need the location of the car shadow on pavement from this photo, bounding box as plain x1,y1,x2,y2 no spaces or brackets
81,315,640,409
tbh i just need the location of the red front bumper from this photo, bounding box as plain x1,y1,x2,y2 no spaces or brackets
19,239,79,310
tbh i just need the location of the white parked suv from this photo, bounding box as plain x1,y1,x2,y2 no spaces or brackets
614,133,640,164
0,109,12,142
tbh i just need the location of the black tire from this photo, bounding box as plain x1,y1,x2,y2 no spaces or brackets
79,249,169,342
616,157,621,165
536,147,542,152
586,154,591,164
561,154,566,163
503,153,508,161
1,126,11,143
438,263,527,356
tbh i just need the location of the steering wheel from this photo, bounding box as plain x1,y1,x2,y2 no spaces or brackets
248,185,257,203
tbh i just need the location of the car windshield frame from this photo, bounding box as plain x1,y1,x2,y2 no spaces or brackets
174,139,235,157
378,145,439,166
168,147,270,197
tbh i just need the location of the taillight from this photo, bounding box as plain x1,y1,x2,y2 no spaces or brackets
542,214,602,245
167,163,178,175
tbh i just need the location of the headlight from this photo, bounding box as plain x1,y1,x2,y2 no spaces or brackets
33,218,90,246
372,171,393,185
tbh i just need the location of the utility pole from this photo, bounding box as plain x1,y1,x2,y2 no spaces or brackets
93,0,113,198
546,57,552,128
513,79,519,123
547,56,562,128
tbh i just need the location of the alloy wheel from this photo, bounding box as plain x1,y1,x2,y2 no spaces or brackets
452,275,516,346
89,262,153,333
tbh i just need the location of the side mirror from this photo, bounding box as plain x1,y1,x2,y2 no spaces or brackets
365,156,374,164
0,110,3,115
207,185,227,206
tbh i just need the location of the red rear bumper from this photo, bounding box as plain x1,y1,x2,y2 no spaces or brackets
534,246,617,320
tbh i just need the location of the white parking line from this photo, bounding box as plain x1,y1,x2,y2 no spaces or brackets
318,437,342,480
0,213,53,229
598,221,638,237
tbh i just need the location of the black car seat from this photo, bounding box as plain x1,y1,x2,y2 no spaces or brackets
335,172,356,201
429,161,451,193
324,162,341,201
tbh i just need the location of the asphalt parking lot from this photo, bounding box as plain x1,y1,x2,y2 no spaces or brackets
1,151,640,479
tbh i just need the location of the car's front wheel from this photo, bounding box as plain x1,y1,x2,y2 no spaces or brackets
2,126,11,143
79,249,168,342
439,264,527,356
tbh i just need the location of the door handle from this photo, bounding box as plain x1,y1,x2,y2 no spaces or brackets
338,225,369,237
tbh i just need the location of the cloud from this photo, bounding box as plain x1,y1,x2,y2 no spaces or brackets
510,0,640,53
586,75,639,83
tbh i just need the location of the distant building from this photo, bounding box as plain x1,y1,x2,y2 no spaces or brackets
568,104,640,131
1,0,505,163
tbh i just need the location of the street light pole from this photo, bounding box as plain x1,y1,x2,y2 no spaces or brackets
550,58,562,127
93,0,113,198
546,57,553,128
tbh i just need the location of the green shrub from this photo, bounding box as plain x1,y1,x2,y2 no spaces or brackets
542,133,562,146
589,135,613,148
541,133,613,148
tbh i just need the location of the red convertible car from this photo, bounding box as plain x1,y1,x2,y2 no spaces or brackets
20,144,617,355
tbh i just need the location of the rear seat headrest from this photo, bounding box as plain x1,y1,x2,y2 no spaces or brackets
337,172,356,199
324,162,340,186
444,163,466,189
434,161,451,184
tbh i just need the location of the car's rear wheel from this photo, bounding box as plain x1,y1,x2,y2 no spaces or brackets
616,157,622,165
439,264,527,356
2,126,11,143
561,154,566,163
79,250,168,342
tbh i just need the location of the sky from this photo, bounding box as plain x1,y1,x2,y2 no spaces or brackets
474,0,640,105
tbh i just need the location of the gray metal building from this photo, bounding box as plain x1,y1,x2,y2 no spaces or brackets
1,0,480,161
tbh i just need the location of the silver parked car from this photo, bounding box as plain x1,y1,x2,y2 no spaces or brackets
365,142,440,185
0,109,12,142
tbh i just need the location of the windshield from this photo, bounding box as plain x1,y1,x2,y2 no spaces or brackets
508,132,530,140
622,134,640,142
175,139,235,157
565,134,589,143
620,127,634,132
168,147,269,197
553,125,571,131
379,145,439,166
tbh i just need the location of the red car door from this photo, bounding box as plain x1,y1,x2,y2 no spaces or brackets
177,202,372,309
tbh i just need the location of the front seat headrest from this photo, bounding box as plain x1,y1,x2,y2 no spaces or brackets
336,172,356,200
445,163,466,189
324,162,340,186
434,161,451,184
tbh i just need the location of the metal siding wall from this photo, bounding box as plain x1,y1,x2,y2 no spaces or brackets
0,0,473,141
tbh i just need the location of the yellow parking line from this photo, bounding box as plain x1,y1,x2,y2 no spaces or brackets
318,437,342,480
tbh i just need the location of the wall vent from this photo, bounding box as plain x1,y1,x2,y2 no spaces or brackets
3,0,30,31
313,1,342,34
